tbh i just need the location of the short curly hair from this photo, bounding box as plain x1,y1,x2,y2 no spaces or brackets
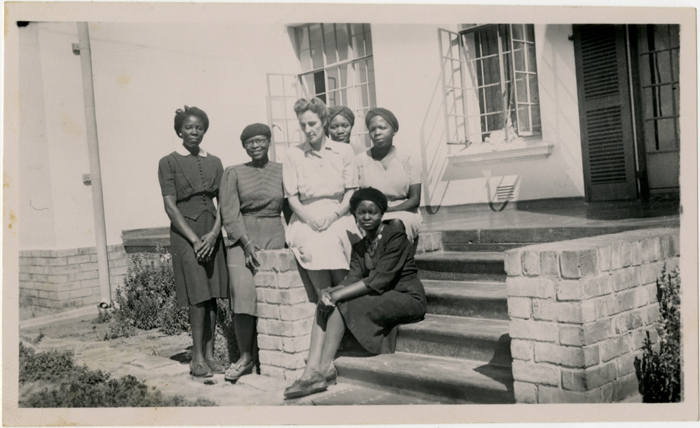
293,97,329,124
174,106,209,136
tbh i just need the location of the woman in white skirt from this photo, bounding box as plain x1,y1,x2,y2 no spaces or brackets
356,108,422,243
283,97,361,302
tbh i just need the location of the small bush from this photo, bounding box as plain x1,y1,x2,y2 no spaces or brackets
19,343,217,407
634,264,682,403
105,247,189,339
19,342,75,384
214,300,239,366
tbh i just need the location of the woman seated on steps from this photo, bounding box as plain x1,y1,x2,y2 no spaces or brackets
284,187,427,399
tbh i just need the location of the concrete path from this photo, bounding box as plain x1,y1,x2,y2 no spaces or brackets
19,310,436,406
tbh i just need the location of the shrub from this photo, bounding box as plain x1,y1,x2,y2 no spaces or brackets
105,247,189,339
214,299,240,367
19,343,217,407
634,264,682,403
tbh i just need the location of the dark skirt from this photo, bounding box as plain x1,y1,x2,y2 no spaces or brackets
170,211,228,307
337,278,427,354
226,216,286,315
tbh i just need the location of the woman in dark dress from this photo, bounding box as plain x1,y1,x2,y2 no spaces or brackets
284,187,427,399
219,123,286,382
158,106,228,378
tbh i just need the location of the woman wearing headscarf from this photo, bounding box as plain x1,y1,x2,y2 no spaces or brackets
356,107,423,243
325,105,355,144
284,187,427,399
283,97,360,306
158,106,228,379
219,123,286,382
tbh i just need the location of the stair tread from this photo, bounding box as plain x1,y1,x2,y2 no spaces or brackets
423,280,507,299
336,352,513,392
399,314,509,341
415,251,505,262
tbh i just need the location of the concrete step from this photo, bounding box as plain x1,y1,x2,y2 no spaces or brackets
397,314,512,365
423,279,508,319
443,242,526,252
415,251,506,281
335,352,515,404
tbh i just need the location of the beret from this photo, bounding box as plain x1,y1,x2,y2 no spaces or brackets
240,123,271,144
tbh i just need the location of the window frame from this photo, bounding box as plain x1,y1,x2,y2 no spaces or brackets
456,24,542,143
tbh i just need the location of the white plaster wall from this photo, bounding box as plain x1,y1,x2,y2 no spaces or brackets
19,22,585,251
372,24,585,208
19,22,301,250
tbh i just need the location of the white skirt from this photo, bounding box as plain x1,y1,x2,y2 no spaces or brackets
286,198,361,270
382,200,422,243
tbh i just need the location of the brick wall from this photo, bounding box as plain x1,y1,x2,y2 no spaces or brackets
254,230,443,381
19,245,129,309
504,228,680,403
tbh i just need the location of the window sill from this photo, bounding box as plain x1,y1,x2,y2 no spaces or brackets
447,141,554,167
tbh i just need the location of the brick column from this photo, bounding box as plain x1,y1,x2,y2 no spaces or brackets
254,250,316,381
504,228,680,403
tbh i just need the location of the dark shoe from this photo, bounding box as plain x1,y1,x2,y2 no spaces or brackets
190,361,213,378
324,362,337,385
224,360,254,382
284,371,328,399
205,359,226,374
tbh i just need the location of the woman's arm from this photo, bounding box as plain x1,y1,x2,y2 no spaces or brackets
288,194,325,231
317,187,356,231
385,184,421,213
196,202,222,261
163,195,200,245
318,281,371,308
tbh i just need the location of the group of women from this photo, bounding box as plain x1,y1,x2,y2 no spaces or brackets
157,98,427,400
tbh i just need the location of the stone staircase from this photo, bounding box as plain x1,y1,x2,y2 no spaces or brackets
333,234,516,404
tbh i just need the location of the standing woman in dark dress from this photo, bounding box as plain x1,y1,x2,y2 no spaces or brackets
284,187,427,399
219,123,286,382
158,106,228,378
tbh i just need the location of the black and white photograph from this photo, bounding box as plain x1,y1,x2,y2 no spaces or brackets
3,2,697,425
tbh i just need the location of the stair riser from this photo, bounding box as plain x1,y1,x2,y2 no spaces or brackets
441,227,645,246
419,270,507,282
426,295,509,319
416,259,505,275
396,334,512,365
337,368,515,404
442,243,525,252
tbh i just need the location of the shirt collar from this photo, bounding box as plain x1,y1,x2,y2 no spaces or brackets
175,145,208,157
301,139,341,154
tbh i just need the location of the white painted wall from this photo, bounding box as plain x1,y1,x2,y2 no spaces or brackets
18,22,584,251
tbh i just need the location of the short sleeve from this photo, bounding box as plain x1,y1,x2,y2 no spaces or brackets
362,231,411,294
406,154,422,186
158,155,177,197
283,149,299,198
219,167,247,243
342,145,358,189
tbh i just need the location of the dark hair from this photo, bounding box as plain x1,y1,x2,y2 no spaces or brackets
350,187,389,215
174,106,209,136
293,97,329,125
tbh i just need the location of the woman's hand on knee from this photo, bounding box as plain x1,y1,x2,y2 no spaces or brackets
318,288,336,308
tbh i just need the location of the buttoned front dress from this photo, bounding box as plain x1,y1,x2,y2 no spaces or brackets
337,225,427,354
283,140,361,272
356,146,423,242
158,149,228,307
219,162,286,316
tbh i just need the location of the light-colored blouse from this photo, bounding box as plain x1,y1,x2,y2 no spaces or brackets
356,146,421,202
283,140,358,202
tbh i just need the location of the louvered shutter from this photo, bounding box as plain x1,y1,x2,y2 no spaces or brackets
573,25,638,201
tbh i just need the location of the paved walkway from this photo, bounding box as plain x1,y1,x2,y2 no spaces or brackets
19,311,435,406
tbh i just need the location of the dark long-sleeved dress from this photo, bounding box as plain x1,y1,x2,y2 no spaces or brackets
219,161,286,315
337,225,427,354
158,149,228,307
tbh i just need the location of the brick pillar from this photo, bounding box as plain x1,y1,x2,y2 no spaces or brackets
504,228,680,403
254,250,316,381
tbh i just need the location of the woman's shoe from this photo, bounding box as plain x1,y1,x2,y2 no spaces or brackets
324,363,337,385
204,359,226,374
190,361,214,378
284,371,328,399
224,360,255,382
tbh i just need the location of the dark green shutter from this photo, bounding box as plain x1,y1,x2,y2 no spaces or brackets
574,25,638,201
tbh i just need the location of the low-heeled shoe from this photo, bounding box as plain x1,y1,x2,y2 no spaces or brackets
190,361,214,378
224,360,255,382
205,359,226,374
284,372,328,399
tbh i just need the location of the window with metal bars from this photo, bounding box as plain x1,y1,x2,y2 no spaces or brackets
440,24,542,146
294,23,377,148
